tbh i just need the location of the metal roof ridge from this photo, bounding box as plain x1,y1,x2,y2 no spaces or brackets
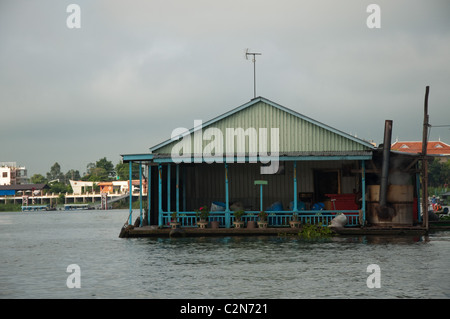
150,97,263,151
150,96,376,152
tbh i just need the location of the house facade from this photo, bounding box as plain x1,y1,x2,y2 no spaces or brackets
0,162,28,185
121,97,390,228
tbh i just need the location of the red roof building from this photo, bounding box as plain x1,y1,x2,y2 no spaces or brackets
391,140,450,156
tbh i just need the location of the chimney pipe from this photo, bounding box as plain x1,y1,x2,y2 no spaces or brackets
379,120,393,207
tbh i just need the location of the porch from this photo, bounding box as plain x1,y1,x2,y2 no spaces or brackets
123,155,370,229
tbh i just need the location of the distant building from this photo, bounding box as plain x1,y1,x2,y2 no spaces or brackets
98,181,131,194
70,180,134,194
391,139,450,162
0,162,29,185
69,180,94,195
0,184,48,196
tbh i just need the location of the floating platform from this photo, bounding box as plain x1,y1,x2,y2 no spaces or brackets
22,205,51,212
64,204,91,210
119,225,428,238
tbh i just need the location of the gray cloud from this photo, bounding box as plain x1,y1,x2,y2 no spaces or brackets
1,0,449,175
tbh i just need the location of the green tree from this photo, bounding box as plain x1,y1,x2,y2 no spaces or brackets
47,162,64,182
65,169,81,183
48,181,70,194
115,161,140,180
30,174,47,184
82,158,115,182
96,157,115,177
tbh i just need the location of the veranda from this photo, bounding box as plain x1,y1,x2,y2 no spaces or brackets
123,155,370,229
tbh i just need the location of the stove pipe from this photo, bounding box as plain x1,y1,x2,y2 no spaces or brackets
379,120,393,207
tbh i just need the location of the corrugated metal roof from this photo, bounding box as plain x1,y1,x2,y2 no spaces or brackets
151,96,375,156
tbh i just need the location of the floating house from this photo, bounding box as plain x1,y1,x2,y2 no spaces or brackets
122,96,410,230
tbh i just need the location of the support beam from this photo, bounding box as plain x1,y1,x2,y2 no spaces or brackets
254,180,268,212
225,163,230,228
147,164,151,226
158,164,163,227
293,161,297,211
176,164,180,213
422,85,430,230
183,165,186,212
139,161,143,226
167,164,171,213
129,161,133,225
361,160,366,226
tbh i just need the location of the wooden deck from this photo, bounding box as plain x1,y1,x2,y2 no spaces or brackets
119,225,428,238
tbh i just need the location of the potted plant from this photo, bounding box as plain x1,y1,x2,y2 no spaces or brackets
233,210,245,228
246,213,257,229
289,212,301,228
195,205,209,228
170,212,180,229
257,211,268,228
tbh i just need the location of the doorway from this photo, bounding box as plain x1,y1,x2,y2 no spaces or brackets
313,169,341,202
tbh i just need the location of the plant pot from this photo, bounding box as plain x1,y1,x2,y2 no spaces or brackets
257,221,268,228
246,220,257,229
289,220,301,228
170,222,181,229
210,221,220,229
233,221,245,228
197,220,208,229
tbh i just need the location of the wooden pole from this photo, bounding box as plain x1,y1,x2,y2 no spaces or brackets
422,86,430,230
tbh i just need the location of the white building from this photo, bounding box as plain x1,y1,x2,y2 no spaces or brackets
69,180,94,195
0,162,28,185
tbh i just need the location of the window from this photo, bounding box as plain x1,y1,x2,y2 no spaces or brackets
2,172,7,178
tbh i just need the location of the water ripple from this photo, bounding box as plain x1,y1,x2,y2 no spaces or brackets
0,210,449,298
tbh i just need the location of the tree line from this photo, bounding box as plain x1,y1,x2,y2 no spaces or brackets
30,158,142,193
428,158,450,188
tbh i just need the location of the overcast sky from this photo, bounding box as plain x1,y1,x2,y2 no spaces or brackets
1,0,449,176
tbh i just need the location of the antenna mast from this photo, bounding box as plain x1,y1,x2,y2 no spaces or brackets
245,49,262,98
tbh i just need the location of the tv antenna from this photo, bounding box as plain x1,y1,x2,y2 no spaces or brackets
245,49,262,98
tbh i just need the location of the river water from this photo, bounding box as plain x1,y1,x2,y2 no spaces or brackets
0,209,449,299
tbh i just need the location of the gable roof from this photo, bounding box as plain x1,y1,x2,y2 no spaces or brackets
391,140,450,155
150,96,375,157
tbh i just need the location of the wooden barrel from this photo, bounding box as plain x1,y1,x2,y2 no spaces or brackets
367,185,414,226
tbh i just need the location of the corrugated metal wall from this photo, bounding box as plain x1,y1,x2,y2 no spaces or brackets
154,101,370,155
182,160,360,211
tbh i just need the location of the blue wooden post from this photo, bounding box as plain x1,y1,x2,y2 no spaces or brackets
254,180,268,211
167,164,171,215
147,164,151,226
176,164,180,213
293,161,297,211
225,163,230,228
158,164,163,227
183,165,186,212
361,160,366,226
129,161,133,225
260,186,263,211
139,161,143,226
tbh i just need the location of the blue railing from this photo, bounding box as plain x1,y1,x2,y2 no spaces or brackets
162,210,360,228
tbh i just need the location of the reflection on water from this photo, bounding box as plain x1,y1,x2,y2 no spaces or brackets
0,210,449,299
